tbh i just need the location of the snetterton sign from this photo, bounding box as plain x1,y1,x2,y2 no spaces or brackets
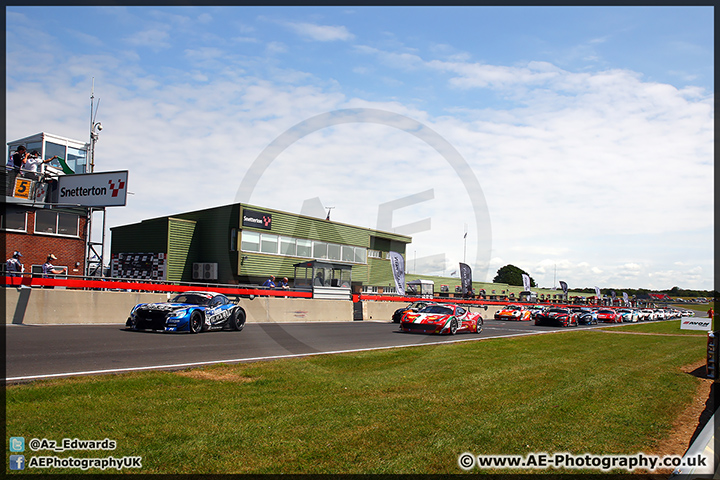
242,209,272,230
56,171,129,207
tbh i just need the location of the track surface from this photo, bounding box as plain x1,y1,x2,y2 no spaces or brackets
5,319,612,382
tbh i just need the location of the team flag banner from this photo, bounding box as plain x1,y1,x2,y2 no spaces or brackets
522,273,531,292
459,263,473,295
594,286,601,298
387,251,405,296
559,281,568,295
622,292,629,305
611,290,617,301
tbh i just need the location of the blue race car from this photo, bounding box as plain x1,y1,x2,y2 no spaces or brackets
126,291,246,333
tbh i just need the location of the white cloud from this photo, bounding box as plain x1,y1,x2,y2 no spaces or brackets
284,21,354,42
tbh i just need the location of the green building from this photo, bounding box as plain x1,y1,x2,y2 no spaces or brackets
110,203,411,288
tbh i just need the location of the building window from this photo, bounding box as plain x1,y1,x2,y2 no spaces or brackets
260,233,278,254
279,236,296,256
355,247,367,263
313,241,328,259
342,245,355,262
327,243,341,261
240,231,260,252
230,228,238,252
296,238,312,258
1,207,27,232
34,210,79,236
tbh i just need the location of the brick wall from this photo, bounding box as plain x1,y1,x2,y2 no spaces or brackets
4,207,88,275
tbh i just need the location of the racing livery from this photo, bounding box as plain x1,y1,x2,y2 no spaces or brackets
392,301,435,323
596,309,621,323
494,304,532,321
400,303,483,335
126,291,246,333
534,307,578,327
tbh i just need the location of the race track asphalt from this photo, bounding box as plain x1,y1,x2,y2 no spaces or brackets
5,319,606,382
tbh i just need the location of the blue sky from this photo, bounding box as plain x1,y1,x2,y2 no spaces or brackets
6,6,714,290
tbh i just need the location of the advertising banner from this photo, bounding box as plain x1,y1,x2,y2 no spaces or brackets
460,262,472,295
522,273,531,292
622,292,629,306
681,318,712,331
242,209,272,230
594,286,601,298
559,280,568,295
387,251,405,296
56,170,128,207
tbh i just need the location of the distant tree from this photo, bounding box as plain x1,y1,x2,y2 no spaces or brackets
493,265,536,287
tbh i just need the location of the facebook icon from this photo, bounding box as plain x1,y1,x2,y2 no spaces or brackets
10,454,26,470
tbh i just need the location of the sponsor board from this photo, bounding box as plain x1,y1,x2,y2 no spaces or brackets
57,171,128,207
680,318,712,331
242,209,272,230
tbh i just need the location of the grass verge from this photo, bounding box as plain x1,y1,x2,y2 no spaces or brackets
6,327,706,474
606,319,708,335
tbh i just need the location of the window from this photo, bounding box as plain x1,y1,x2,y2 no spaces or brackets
240,231,260,252
230,228,238,252
296,239,312,257
354,247,367,263
67,146,87,174
260,233,278,254
342,245,355,262
45,142,67,171
313,241,327,259
328,243,341,261
1,207,27,231
279,236,296,256
34,210,79,236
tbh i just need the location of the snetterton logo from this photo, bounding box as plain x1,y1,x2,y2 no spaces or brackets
242,209,272,230
56,171,129,207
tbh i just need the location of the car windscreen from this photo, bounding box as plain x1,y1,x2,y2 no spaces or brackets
420,305,453,315
170,294,212,306
548,308,567,314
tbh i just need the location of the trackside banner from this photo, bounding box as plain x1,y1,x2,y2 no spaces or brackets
387,251,405,296
680,318,712,331
460,262,472,295
56,171,128,207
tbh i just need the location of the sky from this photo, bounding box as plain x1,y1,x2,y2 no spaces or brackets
5,6,714,291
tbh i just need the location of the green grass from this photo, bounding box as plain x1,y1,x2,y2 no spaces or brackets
6,328,706,474
608,319,708,335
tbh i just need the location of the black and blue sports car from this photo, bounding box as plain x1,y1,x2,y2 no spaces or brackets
126,291,246,333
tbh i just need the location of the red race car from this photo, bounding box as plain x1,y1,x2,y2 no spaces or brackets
494,304,532,321
596,309,621,323
534,307,578,327
400,303,483,335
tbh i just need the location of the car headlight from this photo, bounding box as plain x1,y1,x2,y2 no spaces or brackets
170,309,188,318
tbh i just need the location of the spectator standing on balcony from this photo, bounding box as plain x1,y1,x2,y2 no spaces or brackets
11,145,29,170
6,251,24,277
279,277,289,289
21,151,58,177
262,275,276,288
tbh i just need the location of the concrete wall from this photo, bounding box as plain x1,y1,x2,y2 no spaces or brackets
5,287,353,325
362,300,503,322
5,288,505,325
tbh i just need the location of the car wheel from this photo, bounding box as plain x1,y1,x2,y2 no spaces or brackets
189,311,204,334
231,309,246,332
449,318,458,335
475,318,483,334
